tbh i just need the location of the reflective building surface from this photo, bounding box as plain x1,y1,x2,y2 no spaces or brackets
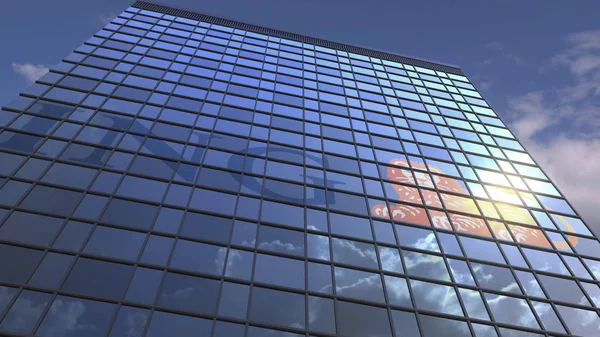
0,1,599,336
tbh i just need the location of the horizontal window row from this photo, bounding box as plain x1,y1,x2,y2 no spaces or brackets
0,174,598,279
0,279,579,337
120,7,474,87
53,49,499,141
101,24,482,101
0,124,588,244
82,32,492,115
0,107,560,207
74,38,494,124
52,54,484,131
29,70,521,159
28,75,512,156
0,134,586,248
0,112,546,209
3,96,537,184
0,102,573,216
1,204,599,295
0,240,599,335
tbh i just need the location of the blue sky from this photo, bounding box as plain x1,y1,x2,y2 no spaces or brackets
2,0,600,233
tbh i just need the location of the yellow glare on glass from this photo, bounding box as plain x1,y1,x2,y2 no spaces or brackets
524,178,560,197
520,192,542,209
507,175,528,190
497,160,516,174
441,193,481,216
477,200,501,219
486,186,523,206
476,169,510,187
496,203,536,226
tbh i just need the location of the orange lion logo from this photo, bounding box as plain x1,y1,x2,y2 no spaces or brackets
371,159,577,249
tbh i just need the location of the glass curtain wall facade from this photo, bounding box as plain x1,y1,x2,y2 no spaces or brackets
0,2,599,337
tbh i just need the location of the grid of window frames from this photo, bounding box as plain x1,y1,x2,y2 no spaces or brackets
0,3,599,337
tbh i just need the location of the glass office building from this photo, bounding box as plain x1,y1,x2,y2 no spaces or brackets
0,1,599,336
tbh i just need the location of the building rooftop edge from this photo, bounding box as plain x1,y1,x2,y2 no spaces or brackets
131,1,465,75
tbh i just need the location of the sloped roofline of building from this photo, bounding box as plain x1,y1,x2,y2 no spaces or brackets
132,0,464,75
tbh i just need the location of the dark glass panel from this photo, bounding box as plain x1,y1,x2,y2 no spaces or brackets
249,287,305,329
62,258,133,300
0,244,44,283
36,296,116,337
336,301,391,337
0,211,63,246
0,290,51,335
157,272,220,315
108,306,149,337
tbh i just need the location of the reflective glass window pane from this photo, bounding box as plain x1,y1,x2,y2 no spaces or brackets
471,263,521,294
308,262,333,294
484,293,539,329
336,301,391,337
52,220,93,251
225,248,254,280
180,212,233,244
0,244,44,284
125,267,162,305
0,211,64,246
410,279,463,316
0,290,51,335
537,274,589,305
419,315,472,337
62,258,133,300
396,225,440,252
531,301,565,334
213,321,245,337
170,239,226,275
335,266,384,303
403,250,451,282
218,282,249,319
307,233,330,261
308,296,336,334
83,225,145,261
157,272,220,314
249,287,305,329
0,286,18,315
384,275,412,307
390,310,420,337
555,305,600,336
254,253,304,289
332,238,378,269
460,236,505,264
458,288,490,320
145,311,212,337
378,246,403,273
258,225,304,256
108,306,149,337
36,296,116,337
28,252,74,289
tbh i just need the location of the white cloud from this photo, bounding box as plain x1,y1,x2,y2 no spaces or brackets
505,29,600,234
484,41,527,65
507,53,528,66
479,80,493,90
98,13,117,25
485,41,504,50
11,63,49,82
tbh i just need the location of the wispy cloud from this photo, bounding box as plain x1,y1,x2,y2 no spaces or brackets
11,63,49,82
485,41,504,50
506,53,527,66
484,41,527,66
505,29,600,233
98,13,117,25
479,80,493,90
